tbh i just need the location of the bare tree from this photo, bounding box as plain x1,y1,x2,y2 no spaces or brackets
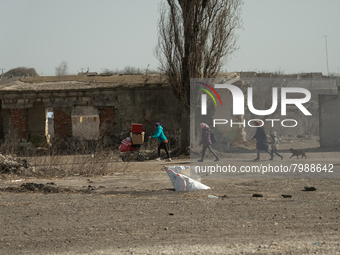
155,0,243,152
123,66,139,75
55,61,69,76
142,64,151,84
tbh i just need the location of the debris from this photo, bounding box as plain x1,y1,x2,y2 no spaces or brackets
165,166,210,191
1,182,72,193
23,183,44,191
252,194,263,197
304,186,316,191
282,194,292,198
0,155,6,163
0,154,34,175
208,195,219,199
169,213,174,216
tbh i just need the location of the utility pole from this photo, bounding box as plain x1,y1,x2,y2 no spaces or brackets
0,68,5,75
322,35,330,76
80,68,85,73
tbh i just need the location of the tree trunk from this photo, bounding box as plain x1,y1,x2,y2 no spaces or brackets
179,105,190,154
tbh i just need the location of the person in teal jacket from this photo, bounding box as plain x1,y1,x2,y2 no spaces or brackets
148,122,171,162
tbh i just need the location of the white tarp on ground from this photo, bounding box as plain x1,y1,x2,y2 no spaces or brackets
166,166,210,191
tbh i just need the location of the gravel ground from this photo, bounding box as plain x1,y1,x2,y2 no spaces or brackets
1,146,340,254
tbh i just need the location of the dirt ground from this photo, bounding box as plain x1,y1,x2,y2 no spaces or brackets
1,138,340,255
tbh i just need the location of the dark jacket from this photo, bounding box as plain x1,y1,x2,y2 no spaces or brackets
253,126,269,151
200,127,212,146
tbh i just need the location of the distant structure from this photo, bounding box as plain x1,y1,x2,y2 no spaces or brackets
86,72,98,76
239,71,257,78
3,67,38,77
319,79,340,148
239,71,325,79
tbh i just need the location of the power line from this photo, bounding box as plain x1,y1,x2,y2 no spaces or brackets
322,35,330,76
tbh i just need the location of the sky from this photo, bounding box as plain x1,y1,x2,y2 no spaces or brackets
0,0,339,76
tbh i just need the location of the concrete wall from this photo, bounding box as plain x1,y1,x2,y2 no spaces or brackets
112,88,182,143
319,90,340,148
72,116,99,124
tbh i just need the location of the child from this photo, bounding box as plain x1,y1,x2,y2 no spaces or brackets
269,131,283,160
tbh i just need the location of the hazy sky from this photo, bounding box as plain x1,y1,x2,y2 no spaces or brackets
0,0,339,76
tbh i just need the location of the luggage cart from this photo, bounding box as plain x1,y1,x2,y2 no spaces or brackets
121,144,146,162
120,123,146,162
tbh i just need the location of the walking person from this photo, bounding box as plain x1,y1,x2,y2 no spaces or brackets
251,121,271,160
269,131,283,160
198,123,219,162
148,122,171,162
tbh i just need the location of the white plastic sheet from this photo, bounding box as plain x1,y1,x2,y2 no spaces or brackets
166,166,210,191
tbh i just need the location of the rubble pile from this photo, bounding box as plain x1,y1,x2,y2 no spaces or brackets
2,182,74,193
0,154,35,175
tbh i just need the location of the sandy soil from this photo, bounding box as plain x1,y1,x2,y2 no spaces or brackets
1,139,340,255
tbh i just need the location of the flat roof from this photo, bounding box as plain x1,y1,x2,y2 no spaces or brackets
0,74,166,92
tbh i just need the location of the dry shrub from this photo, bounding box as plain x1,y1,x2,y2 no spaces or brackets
0,138,123,179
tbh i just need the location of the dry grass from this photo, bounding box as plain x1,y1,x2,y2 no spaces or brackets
0,138,124,180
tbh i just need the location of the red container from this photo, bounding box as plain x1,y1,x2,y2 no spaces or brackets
131,123,143,133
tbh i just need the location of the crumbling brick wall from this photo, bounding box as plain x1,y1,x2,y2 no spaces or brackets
98,106,115,137
0,86,183,147
10,108,28,139
54,107,72,138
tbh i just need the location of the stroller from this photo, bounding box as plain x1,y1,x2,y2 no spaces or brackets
119,124,146,162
